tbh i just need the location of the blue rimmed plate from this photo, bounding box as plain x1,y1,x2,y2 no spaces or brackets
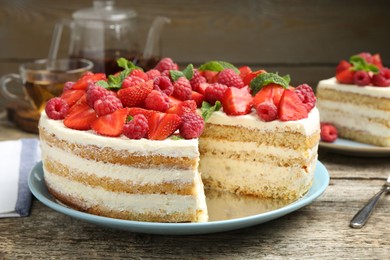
320,138,390,157
28,161,329,235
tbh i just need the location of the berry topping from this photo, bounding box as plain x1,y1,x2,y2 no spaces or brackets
94,95,123,116
153,76,174,96
256,102,277,122
238,66,252,80
117,80,153,107
243,70,266,86
335,60,354,84
190,69,207,92
173,77,192,100
45,97,69,120
191,91,205,107
60,89,85,108
144,90,170,112
371,67,390,87
123,114,149,140
154,57,179,72
91,108,128,137
221,87,253,115
121,76,145,89
294,84,316,112
167,100,197,116
320,123,338,142
72,73,106,90
64,103,97,130
146,69,161,80
201,70,219,83
253,83,284,108
217,68,245,89
86,84,115,107
179,112,205,139
63,81,75,92
127,107,160,120
278,89,308,121
204,83,228,105
148,113,182,140
129,69,148,81
353,71,371,86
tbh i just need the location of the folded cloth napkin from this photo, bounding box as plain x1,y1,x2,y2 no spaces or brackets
0,138,40,218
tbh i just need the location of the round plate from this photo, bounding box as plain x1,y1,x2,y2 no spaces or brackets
28,161,329,235
320,138,390,157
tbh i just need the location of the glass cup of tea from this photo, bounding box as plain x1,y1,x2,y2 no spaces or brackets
0,59,93,112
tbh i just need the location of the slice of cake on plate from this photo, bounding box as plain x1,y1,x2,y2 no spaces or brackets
316,52,390,146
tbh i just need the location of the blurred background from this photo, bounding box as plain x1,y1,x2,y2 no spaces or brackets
1,0,389,112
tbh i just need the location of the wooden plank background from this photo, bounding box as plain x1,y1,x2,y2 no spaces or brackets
1,0,389,111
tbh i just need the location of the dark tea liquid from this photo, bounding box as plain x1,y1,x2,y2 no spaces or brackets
71,49,160,75
24,81,64,111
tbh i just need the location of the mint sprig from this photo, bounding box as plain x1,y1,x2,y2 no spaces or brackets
349,55,379,73
250,72,290,96
201,101,221,122
198,61,239,74
170,64,194,81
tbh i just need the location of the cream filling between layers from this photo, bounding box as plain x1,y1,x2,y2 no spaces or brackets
44,168,207,216
40,142,197,184
39,112,199,158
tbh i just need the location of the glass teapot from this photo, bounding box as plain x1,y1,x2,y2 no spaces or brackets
48,0,170,75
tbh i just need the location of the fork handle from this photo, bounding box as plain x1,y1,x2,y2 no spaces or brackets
350,188,387,228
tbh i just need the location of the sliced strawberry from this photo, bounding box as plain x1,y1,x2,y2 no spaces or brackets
64,102,97,130
127,107,160,120
148,113,182,140
336,69,355,84
168,95,182,107
278,89,308,121
60,89,85,107
221,87,253,115
201,70,219,83
67,93,87,114
191,91,205,107
197,83,210,95
372,54,383,69
117,80,153,107
243,69,266,86
238,66,252,80
91,108,129,137
335,60,351,74
72,73,107,90
166,100,197,116
253,83,285,108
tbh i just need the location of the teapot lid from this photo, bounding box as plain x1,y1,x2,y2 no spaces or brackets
73,0,137,21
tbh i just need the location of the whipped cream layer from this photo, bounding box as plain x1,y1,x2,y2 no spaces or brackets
317,77,390,98
206,107,320,136
39,112,199,158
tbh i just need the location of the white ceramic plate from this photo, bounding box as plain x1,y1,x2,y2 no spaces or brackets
28,161,329,235
320,138,390,157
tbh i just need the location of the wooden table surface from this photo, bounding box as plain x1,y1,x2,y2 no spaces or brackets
0,118,389,259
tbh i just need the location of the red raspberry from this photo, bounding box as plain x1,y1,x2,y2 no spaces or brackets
45,97,69,120
130,69,148,81
204,83,228,105
217,68,244,89
179,112,205,139
371,67,390,87
63,81,75,92
173,77,192,100
358,52,373,64
320,123,338,142
154,57,179,72
353,71,371,86
146,69,161,80
190,69,207,91
94,95,123,116
123,114,149,140
153,76,174,96
122,76,145,89
256,102,277,122
86,84,115,107
144,90,170,112
294,84,317,112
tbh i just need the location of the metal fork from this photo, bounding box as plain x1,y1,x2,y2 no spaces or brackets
350,175,390,228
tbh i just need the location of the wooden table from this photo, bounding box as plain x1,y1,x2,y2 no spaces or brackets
0,120,389,259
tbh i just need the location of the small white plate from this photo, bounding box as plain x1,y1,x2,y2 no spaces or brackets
320,138,390,157
28,161,329,235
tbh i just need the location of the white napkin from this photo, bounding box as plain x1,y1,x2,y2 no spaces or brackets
0,138,40,217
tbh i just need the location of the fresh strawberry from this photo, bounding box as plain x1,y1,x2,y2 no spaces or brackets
64,102,97,130
121,76,145,89
127,107,160,120
335,60,351,74
201,70,219,83
253,83,285,108
238,66,252,80
372,54,383,69
243,69,266,86
221,87,253,115
148,113,182,140
67,94,87,114
278,89,308,121
168,96,182,107
191,91,205,108
335,60,354,84
197,82,210,95
117,80,153,107
166,100,197,116
91,108,129,137
72,73,106,90
60,89,85,107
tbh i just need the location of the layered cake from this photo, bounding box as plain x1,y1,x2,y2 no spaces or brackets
39,58,320,222
317,52,390,146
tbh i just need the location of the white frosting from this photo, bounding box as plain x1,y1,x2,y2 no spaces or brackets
317,77,390,98
206,107,320,136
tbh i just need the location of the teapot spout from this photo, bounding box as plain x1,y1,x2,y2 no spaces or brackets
143,16,171,60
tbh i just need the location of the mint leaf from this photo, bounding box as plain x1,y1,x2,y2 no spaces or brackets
170,70,185,81
96,80,109,89
171,135,184,140
250,73,289,96
201,101,221,122
198,61,239,74
182,64,194,80
350,55,379,73
117,57,143,71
